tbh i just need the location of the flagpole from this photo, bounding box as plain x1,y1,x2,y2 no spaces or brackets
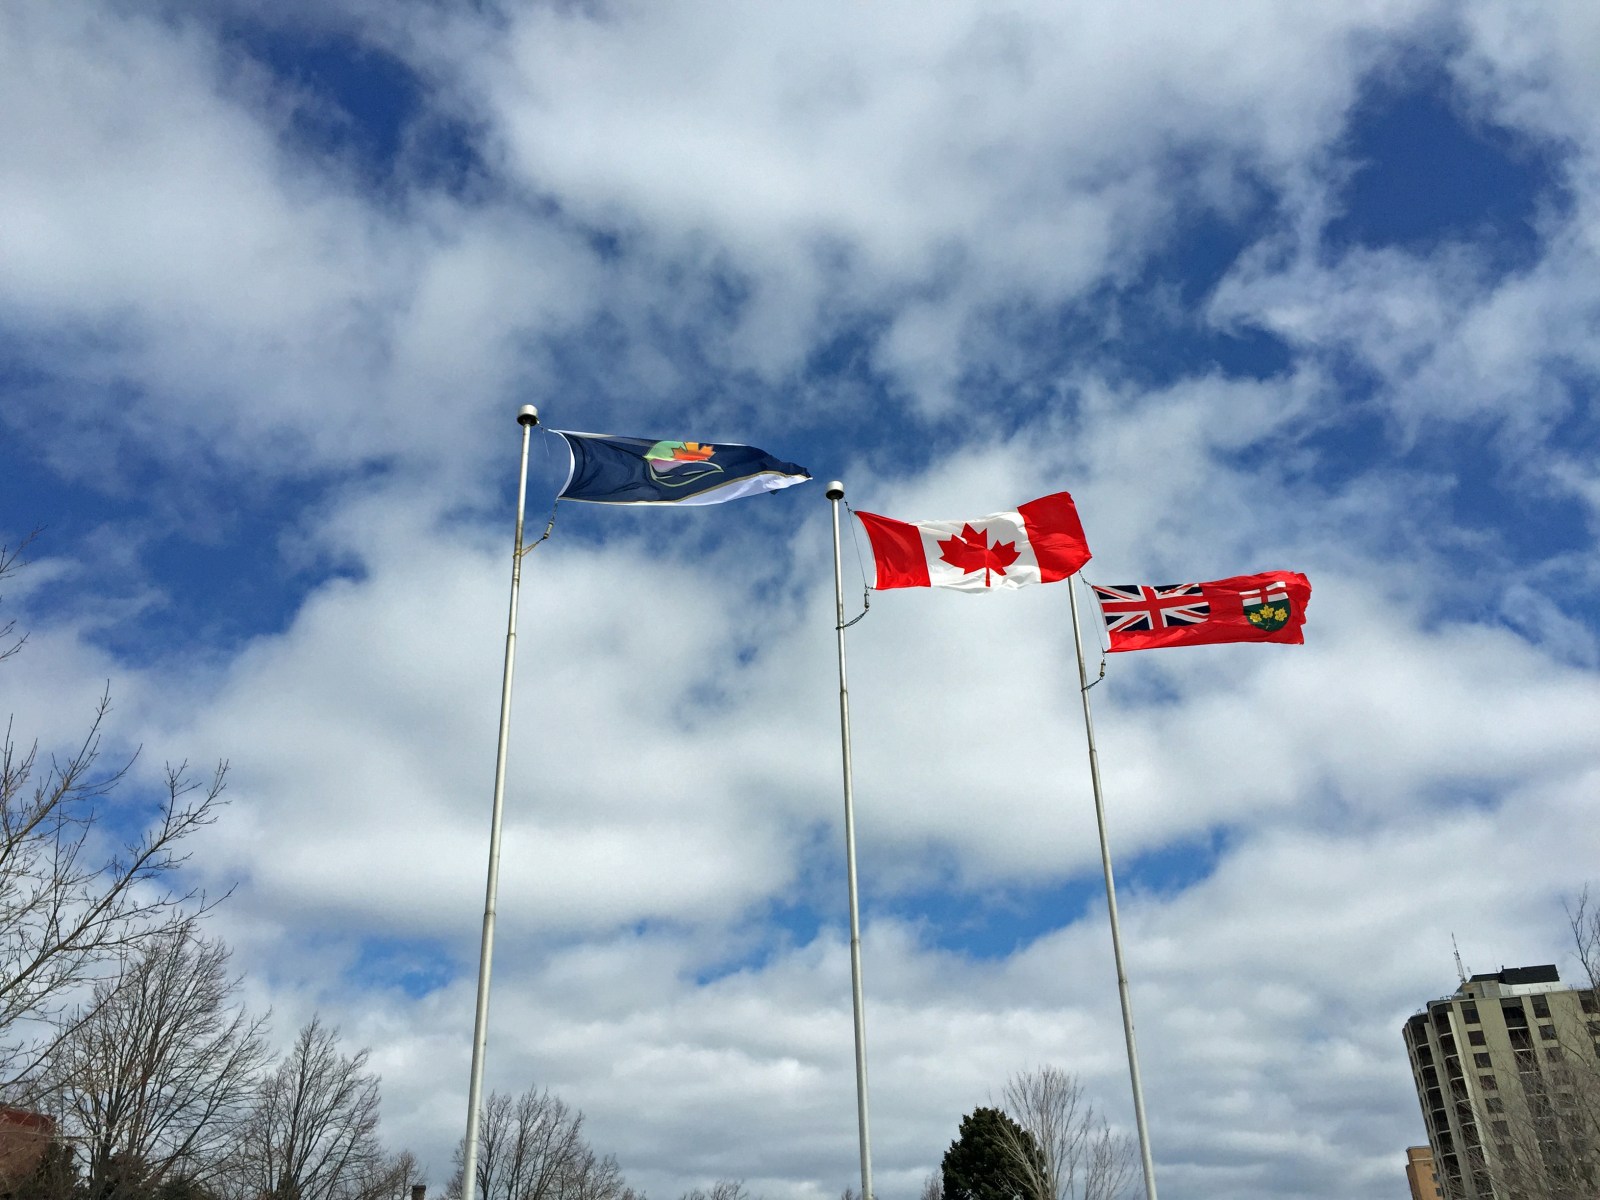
827,480,874,1200
1067,574,1159,1200
460,403,540,1200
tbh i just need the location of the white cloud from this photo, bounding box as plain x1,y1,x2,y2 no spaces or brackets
433,0,1442,407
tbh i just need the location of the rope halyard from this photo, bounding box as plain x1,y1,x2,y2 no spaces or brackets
841,588,870,630
1078,574,1109,691
840,501,872,628
517,500,559,559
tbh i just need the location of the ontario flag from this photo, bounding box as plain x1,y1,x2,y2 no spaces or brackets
854,493,1091,591
1094,572,1311,651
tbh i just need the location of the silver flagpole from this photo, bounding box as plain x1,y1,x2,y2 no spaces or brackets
1066,573,1159,1200
826,480,874,1200
461,403,541,1200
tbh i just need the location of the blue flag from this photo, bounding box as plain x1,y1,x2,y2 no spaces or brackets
552,430,811,505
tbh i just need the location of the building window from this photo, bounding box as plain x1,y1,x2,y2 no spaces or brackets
1493,1121,1509,1138
1541,1023,1558,1040
1547,1046,1565,1063
1462,1002,1480,1023
1486,1097,1504,1113
1532,994,1551,1018
1481,1074,1498,1090
1581,990,1598,1014
1475,1053,1493,1068
1469,1030,1486,1046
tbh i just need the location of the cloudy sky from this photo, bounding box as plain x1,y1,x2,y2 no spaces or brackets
4,1,1600,1197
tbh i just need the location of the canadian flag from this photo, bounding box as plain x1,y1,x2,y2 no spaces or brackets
854,492,1091,591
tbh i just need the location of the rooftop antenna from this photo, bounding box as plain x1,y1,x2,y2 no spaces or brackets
1453,934,1468,985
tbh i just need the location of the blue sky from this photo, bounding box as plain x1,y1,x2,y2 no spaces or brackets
3,2,1600,1198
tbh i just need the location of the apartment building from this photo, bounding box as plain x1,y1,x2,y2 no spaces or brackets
1402,964,1600,1199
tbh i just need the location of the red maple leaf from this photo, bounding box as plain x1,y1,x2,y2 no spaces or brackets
937,524,1021,586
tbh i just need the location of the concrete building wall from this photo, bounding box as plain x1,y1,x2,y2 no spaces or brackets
1407,1144,1445,1200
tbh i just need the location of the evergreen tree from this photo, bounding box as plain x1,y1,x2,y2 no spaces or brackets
941,1107,1046,1200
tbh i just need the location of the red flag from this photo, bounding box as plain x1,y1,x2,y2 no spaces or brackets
1093,572,1311,651
855,493,1091,591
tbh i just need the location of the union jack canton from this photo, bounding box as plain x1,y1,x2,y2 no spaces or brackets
1093,583,1210,634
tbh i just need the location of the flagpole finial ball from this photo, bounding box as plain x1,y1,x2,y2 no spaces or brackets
826,480,845,500
516,405,539,427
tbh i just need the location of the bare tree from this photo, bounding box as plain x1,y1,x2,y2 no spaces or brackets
918,1171,943,1200
225,1017,390,1200
678,1184,754,1200
452,1088,583,1200
338,1148,425,1200
448,1086,635,1200
47,921,268,1197
1566,888,1600,994
379,1150,425,1200
1,537,228,1096
562,1147,634,1200
995,1066,1135,1200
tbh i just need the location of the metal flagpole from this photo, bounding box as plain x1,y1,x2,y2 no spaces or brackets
826,480,875,1200
461,403,541,1200
1066,573,1159,1200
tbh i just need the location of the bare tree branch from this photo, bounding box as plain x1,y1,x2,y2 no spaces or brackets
2,699,230,1092
0,531,41,666
223,1016,392,1200
1566,888,1600,995
680,1182,755,1200
998,1066,1136,1200
47,920,269,1195
447,1085,636,1200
